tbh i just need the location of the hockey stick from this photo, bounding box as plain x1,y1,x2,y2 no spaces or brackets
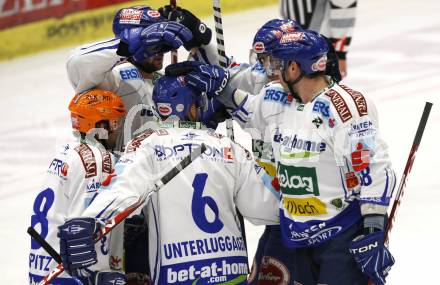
367,102,432,285
27,227,62,264
385,102,432,243
212,0,235,141
170,0,178,64
38,143,207,285
385,102,432,242
212,0,248,264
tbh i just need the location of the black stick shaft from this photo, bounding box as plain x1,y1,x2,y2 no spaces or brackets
27,226,62,264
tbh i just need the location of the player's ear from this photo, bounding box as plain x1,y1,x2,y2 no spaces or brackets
290,61,301,75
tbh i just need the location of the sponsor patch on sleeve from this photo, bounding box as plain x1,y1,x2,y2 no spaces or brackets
325,89,353,123
74,144,97,178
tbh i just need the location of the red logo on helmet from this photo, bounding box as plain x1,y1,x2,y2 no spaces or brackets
280,32,305,44
157,103,172,116
147,10,161,18
253,41,265,53
311,55,327,72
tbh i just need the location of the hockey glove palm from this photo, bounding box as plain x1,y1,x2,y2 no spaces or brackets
159,5,212,50
165,61,232,98
349,231,395,285
120,22,192,62
58,217,99,276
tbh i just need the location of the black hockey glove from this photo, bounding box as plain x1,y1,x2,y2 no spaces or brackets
124,214,147,248
159,5,212,50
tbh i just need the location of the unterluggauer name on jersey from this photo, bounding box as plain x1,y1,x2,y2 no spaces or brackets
163,235,246,260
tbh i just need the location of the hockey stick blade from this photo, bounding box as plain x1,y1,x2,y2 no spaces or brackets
39,143,206,285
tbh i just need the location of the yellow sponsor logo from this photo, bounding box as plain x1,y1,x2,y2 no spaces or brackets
283,197,327,217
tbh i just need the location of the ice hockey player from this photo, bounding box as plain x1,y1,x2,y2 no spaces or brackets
173,27,396,285
66,5,216,153
28,89,126,285
54,72,281,285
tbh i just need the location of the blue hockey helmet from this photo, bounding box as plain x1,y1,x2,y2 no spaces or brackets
271,29,329,75
252,19,302,55
113,6,164,37
153,76,222,128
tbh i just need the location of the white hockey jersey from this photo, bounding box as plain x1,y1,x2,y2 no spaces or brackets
232,80,396,248
66,39,160,153
81,123,280,285
28,137,123,285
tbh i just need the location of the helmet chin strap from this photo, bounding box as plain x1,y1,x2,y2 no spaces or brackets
281,61,305,102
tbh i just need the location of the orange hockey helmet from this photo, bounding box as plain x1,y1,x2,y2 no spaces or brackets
68,89,126,134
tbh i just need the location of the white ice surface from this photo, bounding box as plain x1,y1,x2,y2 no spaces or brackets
1,0,439,283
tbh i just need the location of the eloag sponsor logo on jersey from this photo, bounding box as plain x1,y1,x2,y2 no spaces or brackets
277,164,320,196
283,197,327,217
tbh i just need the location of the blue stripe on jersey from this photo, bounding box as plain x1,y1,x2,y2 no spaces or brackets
95,198,117,219
83,43,120,55
80,38,119,50
152,202,160,285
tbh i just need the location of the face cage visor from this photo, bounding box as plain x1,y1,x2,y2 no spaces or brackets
249,49,277,77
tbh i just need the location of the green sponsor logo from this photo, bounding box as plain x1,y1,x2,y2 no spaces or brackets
277,163,320,196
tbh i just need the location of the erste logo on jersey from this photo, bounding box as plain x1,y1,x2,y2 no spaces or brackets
312,99,331,118
263,89,291,105
120,68,142,80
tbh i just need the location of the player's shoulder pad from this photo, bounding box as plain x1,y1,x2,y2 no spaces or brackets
125,128,170,153
320,84,373,126
231,140,254,162
73,143,99,178
113,61,143,82
45,142,74,180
